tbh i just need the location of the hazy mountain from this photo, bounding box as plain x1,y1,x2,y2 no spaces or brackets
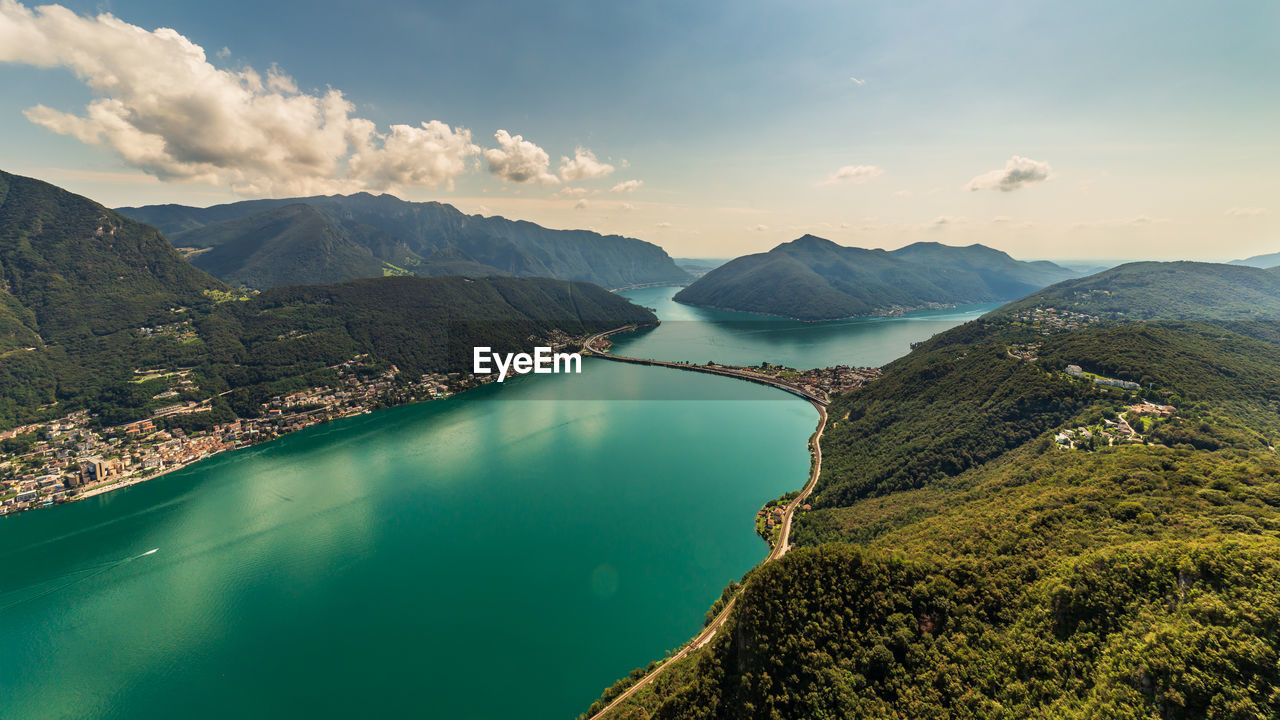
1229,251,1280,269
673,235,1079,320
118,193,691,289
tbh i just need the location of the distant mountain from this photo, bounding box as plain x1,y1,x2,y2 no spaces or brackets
118,193,691,290
0,170,225,347
673,236,1079,320
1229,251,1280,269
0,171,656,430
996,261,1280,324
674,257,731,278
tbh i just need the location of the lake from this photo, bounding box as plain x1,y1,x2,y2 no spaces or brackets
0,287,982,719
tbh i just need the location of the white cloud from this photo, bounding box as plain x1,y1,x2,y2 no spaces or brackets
0,0,481,195
484,129,558,185
849,76,866,86
656,222,672,229
574,198,589,210
610,179,644,193
558,147,614,181
619,202,635,211
1226,207,1271,217
966,155,1052,192
822,165,884,185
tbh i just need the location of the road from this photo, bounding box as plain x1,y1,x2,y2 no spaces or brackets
582,326,829,720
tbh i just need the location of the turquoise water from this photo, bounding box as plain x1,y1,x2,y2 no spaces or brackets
0,289,985,719
616,286,999,368
0,363,814,719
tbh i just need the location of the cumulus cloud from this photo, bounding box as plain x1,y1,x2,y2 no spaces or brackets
1226,207,1271,217
0,0,483,195
610,179,643,193
558,147,614,181
483,129,558,185
966,155,1052,192
822,165,884,185
573,199,589,210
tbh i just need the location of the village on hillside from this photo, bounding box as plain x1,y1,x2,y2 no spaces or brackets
0,355,484,517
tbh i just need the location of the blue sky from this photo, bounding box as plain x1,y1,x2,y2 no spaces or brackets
1,0,1277,260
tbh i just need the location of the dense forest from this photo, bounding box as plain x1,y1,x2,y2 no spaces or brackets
587,262,1280,719
0,171,656,430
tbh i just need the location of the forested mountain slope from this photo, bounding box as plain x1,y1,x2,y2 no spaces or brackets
588,261,1280,719
673,235,1077,320
0,171,656,430
119,192,691,289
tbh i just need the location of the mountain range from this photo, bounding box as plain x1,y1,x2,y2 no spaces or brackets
0,170,655,430
117,193,691,290
673,235,1080,320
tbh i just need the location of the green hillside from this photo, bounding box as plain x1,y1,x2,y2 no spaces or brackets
119,192,692,290
673,235,1078,320
0,171,656,430
588,261,1280,720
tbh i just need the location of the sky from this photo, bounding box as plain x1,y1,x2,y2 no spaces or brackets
0,0,1277,262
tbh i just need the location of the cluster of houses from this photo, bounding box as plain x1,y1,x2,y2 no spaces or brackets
1065,364,1142,391
1054,403,1178,451
1008,342,1043,361
744,362,882,400
1012,307,1101,335
0,356,480,517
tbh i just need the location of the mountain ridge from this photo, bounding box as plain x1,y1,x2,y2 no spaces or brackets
673,235,1079,320
118,192,691,290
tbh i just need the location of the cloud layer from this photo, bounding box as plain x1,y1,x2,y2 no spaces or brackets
966,155,1052,192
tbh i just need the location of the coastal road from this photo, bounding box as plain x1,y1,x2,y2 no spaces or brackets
582,327,829,720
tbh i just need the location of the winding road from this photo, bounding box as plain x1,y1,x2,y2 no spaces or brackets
581,326,829,720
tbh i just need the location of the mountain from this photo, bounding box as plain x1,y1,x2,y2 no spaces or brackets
591,262,1280,718
1229,250,1280,269
996,260,1280,325
672,235,1079,320
0,170,225,344
0,171,656,430
118,193,691,290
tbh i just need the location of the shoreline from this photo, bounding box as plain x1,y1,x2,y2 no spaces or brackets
580,327,829,720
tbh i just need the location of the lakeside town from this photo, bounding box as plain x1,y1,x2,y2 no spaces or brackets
0,354,490,517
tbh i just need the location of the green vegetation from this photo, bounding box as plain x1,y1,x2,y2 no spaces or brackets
674,236,1077,320
591,262,1280,719
0,171,656,431
118,191,691,290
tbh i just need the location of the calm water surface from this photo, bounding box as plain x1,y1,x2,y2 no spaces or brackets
0,288,982,719
616,286,998,368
